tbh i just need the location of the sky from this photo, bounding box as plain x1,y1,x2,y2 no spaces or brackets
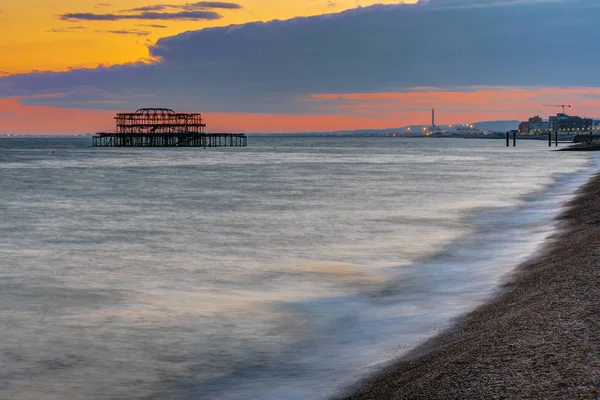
2,0,600,134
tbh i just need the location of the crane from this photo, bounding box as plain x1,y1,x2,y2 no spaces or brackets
543,104,572,113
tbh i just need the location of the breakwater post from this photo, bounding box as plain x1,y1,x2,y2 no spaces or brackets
548,132,552,147
555,131,558,147
506,131,517,147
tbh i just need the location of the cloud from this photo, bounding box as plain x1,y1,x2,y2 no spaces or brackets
62,2,242,21
193,2,242,9
99,29,152,36
125,2,242,12
47,26,88,33
125,5,170,12
135,24,169,28
309,87,600,117
60,10,222,21
49,26,155,36
420,0,554,7
3,0,598,114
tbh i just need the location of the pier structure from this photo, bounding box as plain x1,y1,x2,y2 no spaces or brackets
93,108,247,147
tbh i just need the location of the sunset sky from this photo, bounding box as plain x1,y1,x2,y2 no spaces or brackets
2,0,600,134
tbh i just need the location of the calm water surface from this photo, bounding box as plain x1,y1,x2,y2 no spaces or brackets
0,137,594,399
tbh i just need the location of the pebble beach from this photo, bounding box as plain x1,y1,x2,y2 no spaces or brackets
344,171,600,399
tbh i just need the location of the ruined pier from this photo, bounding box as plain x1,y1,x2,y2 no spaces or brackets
93,108,247,148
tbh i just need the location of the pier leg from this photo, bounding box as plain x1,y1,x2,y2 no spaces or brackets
513,132,516,147
555,132,558,147
506,132,509,147
548,132,552,147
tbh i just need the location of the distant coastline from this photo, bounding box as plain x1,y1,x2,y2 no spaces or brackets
248,132,577,141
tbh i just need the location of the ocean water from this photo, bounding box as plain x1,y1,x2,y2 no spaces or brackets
0,136,595,399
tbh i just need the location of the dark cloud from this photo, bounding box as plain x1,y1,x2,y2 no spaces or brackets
126,5,170,12
100,29,152,36
135,23,169,28
47,26,87,33
191,2,242,9
422,0,548,7
60,10,221,21
124,2,241,12
48,26,154,36
3,0,598,113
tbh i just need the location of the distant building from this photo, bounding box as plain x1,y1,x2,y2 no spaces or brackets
528,116,549,134
529,116,543,124
549,113,593,133
518,121,529,134
518,116,549,134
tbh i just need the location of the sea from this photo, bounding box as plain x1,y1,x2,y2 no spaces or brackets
0,136,596,399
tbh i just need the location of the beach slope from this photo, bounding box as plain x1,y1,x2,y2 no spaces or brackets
343,173,600,399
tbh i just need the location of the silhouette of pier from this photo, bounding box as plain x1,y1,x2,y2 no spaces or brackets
93,108,247,147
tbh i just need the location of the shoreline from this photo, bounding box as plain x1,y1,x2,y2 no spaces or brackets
340,170,600,399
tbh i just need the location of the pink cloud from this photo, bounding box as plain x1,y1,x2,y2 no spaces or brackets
3,86,600,135
310,87,600,125
0,97,403,134
0,98,116,135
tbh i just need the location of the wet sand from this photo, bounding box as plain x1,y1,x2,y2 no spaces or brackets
559,142,600,152
342,172,600,399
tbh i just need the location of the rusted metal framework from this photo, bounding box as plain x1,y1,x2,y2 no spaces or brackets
93,108,247,147
93,133,247,147
115,108,205,134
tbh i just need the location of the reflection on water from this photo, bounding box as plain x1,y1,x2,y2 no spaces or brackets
0,137,594,399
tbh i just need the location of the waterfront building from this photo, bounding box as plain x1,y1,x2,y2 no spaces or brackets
518,116,550,134
549,113,593,133
528,116,549,134
518,121,529,135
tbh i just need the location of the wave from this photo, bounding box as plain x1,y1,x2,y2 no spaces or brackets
161,155,600,399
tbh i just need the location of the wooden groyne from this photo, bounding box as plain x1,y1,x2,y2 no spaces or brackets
92,108,247,148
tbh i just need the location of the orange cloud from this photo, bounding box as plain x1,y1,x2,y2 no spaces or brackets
3,86,600,135
203,112,401,133
2,0,414,75
311,87,600,125
0,98,115,134
0,97,403,134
